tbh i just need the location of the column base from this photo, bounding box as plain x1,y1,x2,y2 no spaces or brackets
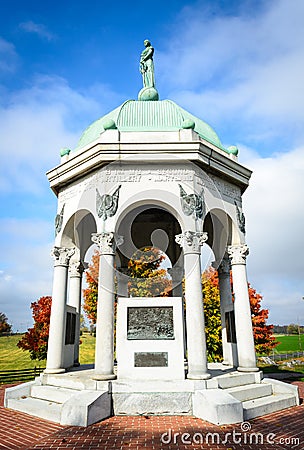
187,372,211,380
44,368,66,374
237,366,259,372
222,360,231,366
92,373,117,380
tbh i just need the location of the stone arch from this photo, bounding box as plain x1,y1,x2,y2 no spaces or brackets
116,203,182,269
60,209,97,260
203,208,240,264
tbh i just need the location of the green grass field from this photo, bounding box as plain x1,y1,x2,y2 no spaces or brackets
274,334,304,353
0,333,303,371
0,333,96,371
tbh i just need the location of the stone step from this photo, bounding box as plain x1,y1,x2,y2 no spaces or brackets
41,373,97,390
217,373,257,389
7,397,61,423
243,393,297,420
226,383,273,402
31,385,78,404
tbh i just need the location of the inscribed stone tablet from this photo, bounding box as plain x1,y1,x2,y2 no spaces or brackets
134,352,168,367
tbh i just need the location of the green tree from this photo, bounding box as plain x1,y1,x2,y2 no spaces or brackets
202,268,223,361
17,296,52,360
0,312,12,335
287,323,299,335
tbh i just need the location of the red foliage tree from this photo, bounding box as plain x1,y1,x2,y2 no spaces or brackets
204,268,278,356
0,312,12,335
17,296,52,360
83,250,99,325
248,284,278,354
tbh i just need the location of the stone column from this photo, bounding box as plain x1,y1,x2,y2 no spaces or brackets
45,246,75,374
168,266,183,297
227,244,258,372
91,232,123,380
116,267,129,298
68,260,86,366
216,254,237,366
175,231,210,379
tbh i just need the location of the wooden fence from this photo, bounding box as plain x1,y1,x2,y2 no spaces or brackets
0,367,45,384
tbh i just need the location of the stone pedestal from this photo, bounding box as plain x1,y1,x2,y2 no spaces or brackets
176,231,210,380
116,297,185,380
227,244,258,372
45,247,75,374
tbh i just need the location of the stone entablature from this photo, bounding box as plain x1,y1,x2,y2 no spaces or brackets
47,130,252,196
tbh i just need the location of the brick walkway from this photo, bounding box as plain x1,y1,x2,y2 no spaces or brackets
0,382,303,450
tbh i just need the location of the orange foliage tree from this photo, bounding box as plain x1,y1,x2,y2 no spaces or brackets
17,296,52,360
128,247,172,297
83,247,172,325
203,267,278,356
83,250,99,325
247,284,278,354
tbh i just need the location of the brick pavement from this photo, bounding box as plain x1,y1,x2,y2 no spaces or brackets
0,382,303,450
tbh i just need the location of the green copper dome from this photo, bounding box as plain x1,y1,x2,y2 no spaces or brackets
75,99,228,153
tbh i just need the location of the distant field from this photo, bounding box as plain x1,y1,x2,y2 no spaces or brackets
274,334,304,353
1,333,304,370
0,333,96,371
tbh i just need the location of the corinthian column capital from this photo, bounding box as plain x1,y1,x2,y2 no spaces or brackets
51,246,75,267
227,244,249,265
68,260,87,277
91,232,123,255
175,231,208,254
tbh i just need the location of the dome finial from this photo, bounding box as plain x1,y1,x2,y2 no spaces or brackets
138,39,159,101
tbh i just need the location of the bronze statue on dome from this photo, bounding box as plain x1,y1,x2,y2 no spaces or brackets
139,40,155,89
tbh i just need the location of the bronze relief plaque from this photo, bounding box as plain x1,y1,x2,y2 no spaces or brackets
127,306,174,340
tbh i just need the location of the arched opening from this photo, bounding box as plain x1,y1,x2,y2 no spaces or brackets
61,209,97,260
203,208,238,366
116,204,182,297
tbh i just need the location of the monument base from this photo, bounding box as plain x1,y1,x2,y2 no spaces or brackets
4,364,299,426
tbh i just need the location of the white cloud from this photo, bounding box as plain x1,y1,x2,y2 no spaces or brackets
0,75,116,194
19,21,56,41
242,146,304,324
0,36,18,74
158,0,304,145
0,218,54,331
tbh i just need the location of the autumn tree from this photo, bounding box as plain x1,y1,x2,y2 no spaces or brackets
202,268,222,361
128,247,172,297
202,267,278,359
248,284,278,354
83,247,172,324
83,250,99,325
0,312,12,335
17,296,52,360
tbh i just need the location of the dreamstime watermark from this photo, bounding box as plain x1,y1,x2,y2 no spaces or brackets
160,422,300,447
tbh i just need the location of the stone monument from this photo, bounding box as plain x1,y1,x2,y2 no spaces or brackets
5,40,299,426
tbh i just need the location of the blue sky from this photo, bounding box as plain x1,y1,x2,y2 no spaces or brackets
1,0,304,331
